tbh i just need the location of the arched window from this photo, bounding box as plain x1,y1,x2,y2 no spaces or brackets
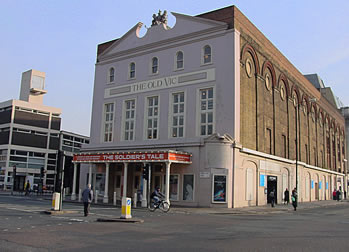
176,51,183,69
203,45,211,64
129,62,135,79
109,67,115,83
152,57,158,74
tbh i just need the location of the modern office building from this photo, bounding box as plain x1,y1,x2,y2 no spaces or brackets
0,70,90,193
74,6,346,208
0,70,61,191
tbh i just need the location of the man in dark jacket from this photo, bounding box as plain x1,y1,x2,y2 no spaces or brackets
284,188,289,205
151,186,165,205
269,190,275,207
82,184,93,216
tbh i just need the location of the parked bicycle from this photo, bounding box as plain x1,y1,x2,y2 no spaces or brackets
148,199,170,213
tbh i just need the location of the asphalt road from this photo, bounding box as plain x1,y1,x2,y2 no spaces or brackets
1,195,349,252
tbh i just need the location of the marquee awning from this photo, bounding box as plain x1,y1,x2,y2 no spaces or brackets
73,150,192,164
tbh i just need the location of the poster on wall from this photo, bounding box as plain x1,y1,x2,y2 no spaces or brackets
183,175,194,201
170,175,179,201
213,175,226,202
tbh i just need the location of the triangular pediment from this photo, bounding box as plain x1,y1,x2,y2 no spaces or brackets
98,12,227,60
204,133,235,143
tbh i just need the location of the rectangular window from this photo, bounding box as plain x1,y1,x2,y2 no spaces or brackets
146,96,159,139
116,175,121,188
314,147,317,166
103,103,114,142
183,174,194,201
305,144,308,164
199,88,214,136
266,128,272,154
129,63,135,79
332,139,336,170
282,135,286,158
134,175,140,189
327,136,331,168
171,92,185,138
124,100,136,141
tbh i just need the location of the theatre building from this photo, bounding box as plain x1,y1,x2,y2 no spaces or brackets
74,6,346,207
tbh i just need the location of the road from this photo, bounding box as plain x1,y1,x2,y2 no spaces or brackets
0,195,349,252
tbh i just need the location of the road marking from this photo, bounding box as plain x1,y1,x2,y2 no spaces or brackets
68,222,72,225
17,228,21,230
31,226,35,228
3,229,8,231
58,223,62,225
18,217,22,219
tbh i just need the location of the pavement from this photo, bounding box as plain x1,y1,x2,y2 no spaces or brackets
1,190,347,217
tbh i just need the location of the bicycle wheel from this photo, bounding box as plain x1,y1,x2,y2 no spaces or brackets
148,200,156,212
159,201,170,213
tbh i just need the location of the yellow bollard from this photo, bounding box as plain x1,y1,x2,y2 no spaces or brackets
121,197,132,219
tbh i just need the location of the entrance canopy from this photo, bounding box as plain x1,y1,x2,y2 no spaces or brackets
73,150,192,164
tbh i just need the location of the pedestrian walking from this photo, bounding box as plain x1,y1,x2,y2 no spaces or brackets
269,190,275,207
333,189,337,200
291,188,297,211
344,190,347,200
336,189,340,201
284,188,289,205
24,180,30,196
82,184,93,217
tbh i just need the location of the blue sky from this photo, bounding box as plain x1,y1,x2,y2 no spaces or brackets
1,0,348,136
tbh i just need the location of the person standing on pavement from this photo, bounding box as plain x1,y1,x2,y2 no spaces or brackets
284,188,289,205
336,189,340,201
291,188,297,211
82,184,93,217
269,190,275,207
333,189,337,200
344,190,347,200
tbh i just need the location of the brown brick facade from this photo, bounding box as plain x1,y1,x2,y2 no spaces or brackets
200,5,346,174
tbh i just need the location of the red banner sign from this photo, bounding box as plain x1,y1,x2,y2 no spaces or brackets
169,153,191,163
74,151,191,163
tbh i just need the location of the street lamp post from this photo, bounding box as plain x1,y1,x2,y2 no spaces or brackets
295,103,299,200
344,159,348,196
11,165,16,195
59,153,65,211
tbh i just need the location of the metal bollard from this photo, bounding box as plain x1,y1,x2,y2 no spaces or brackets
95,190,98,203
113,192,117,206
63,188,66,200
78,189,82,202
